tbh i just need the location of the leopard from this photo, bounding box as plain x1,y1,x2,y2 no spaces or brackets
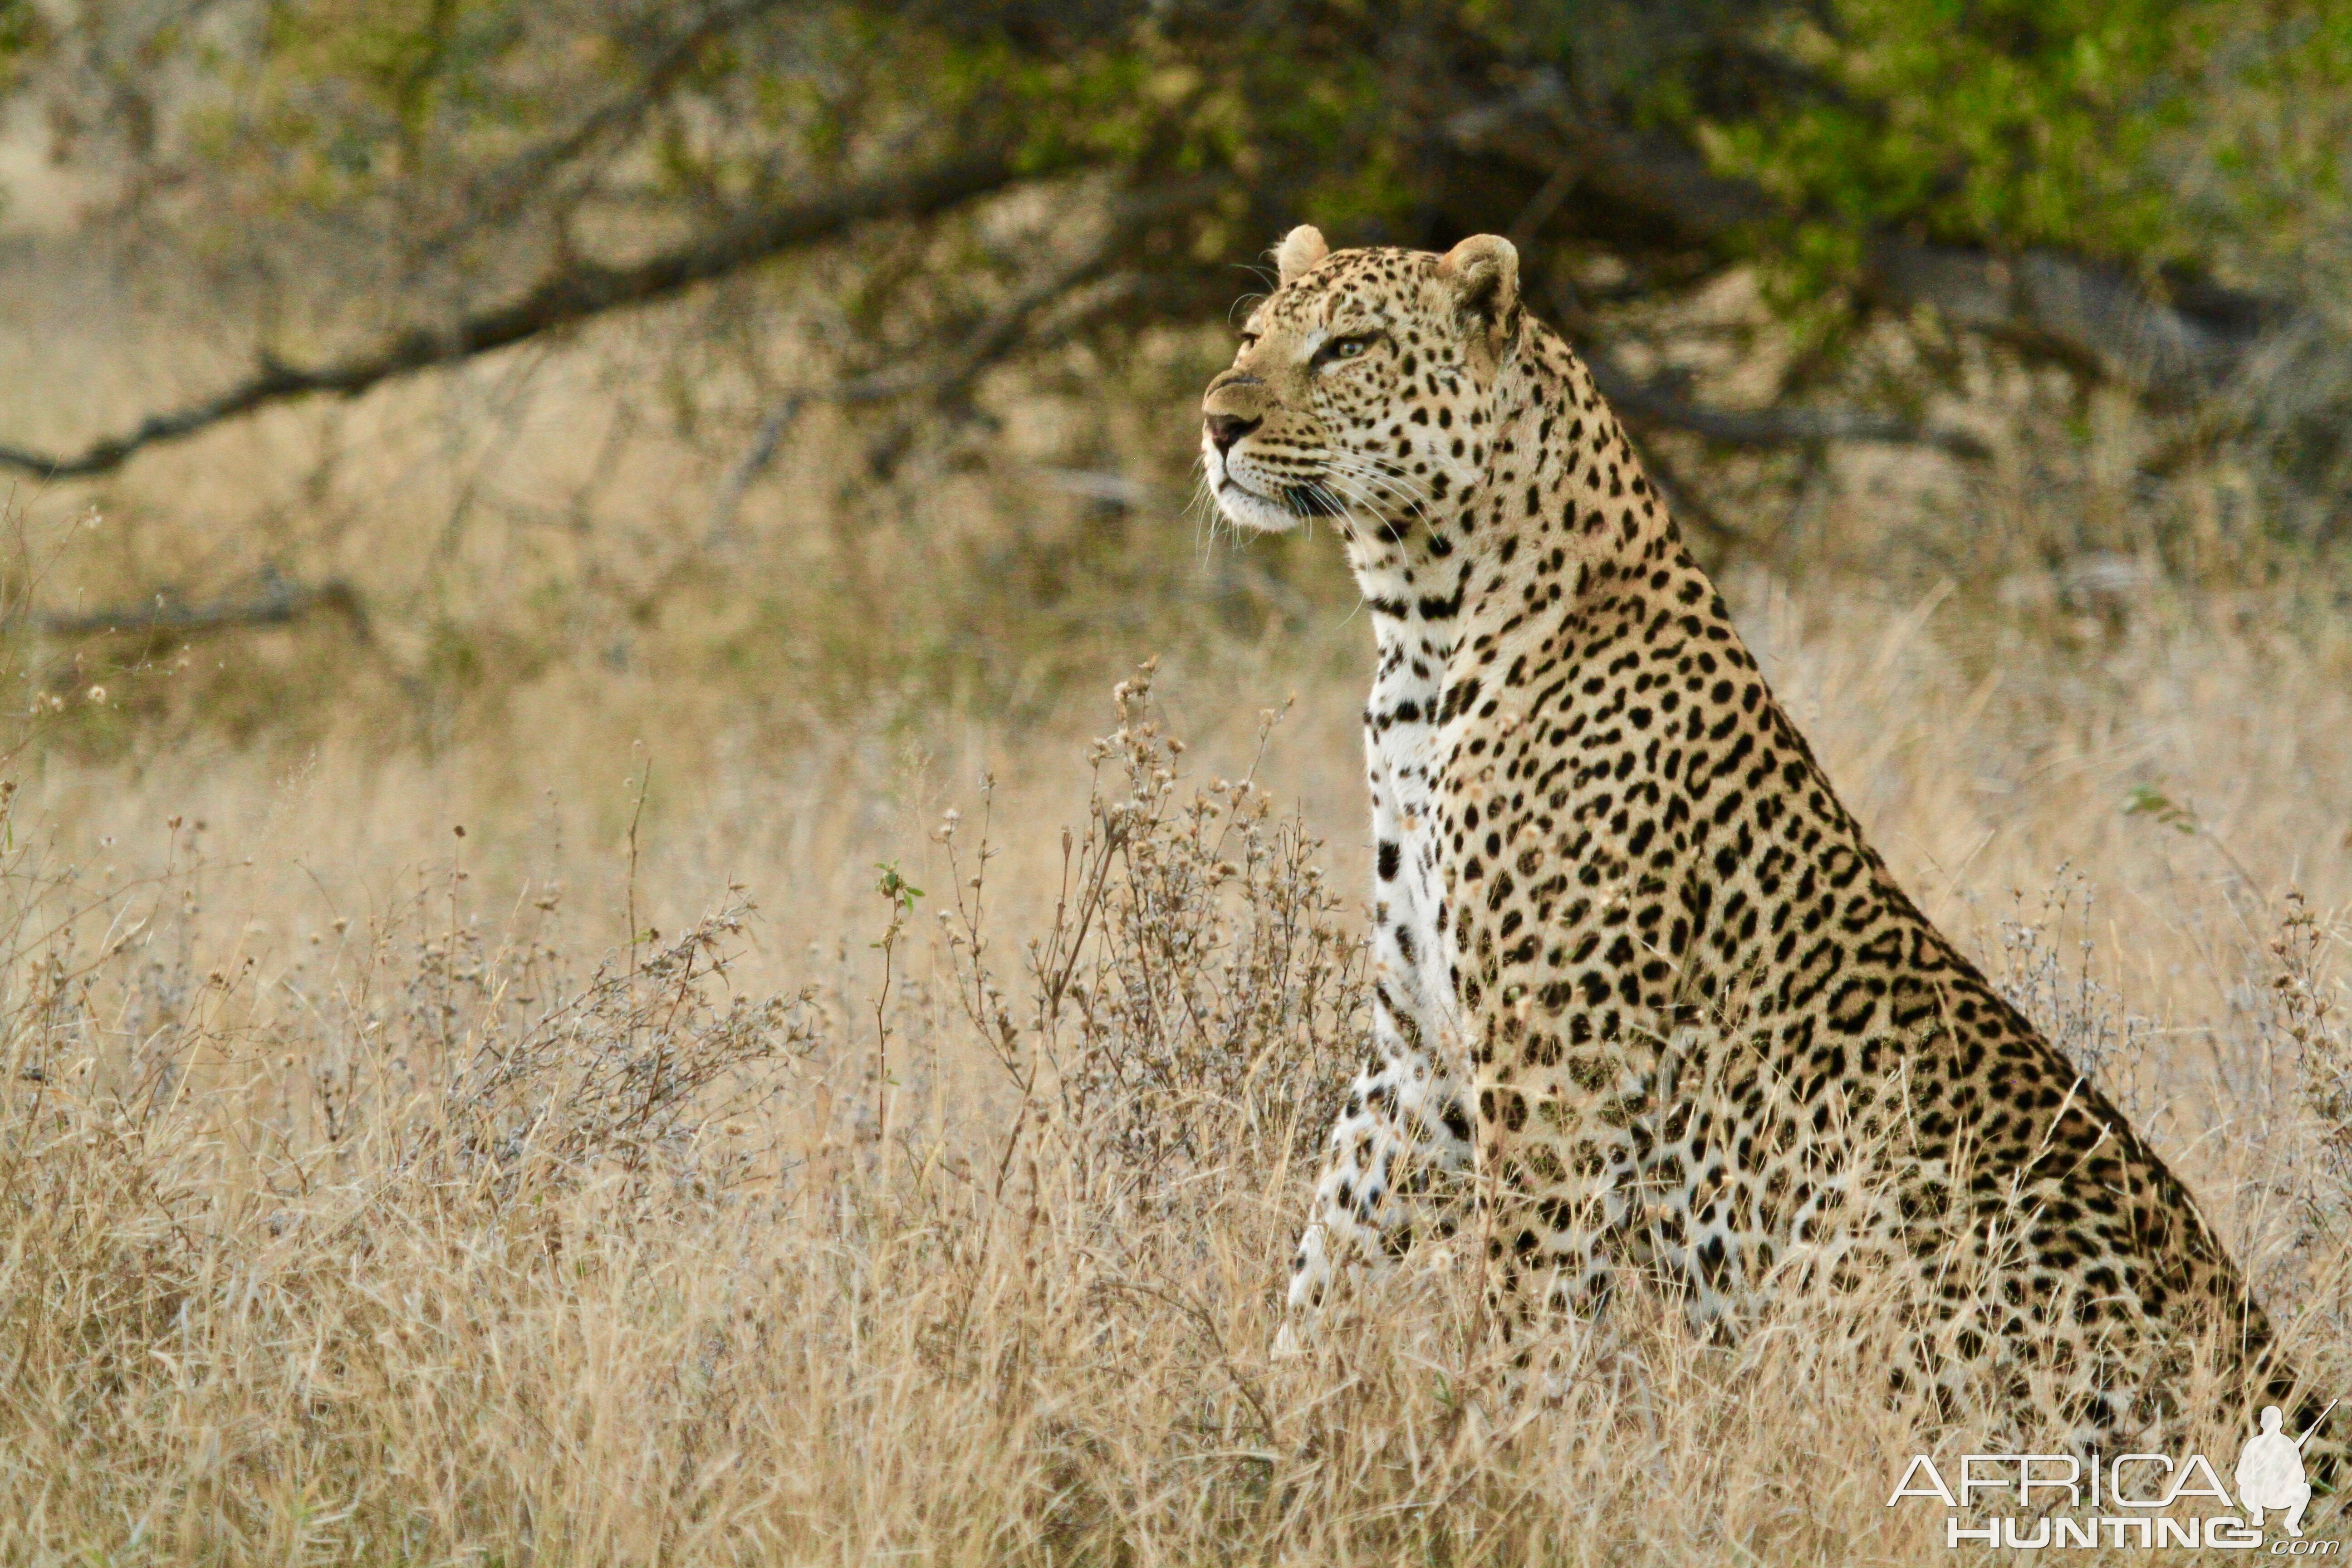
1200,222,2325,1449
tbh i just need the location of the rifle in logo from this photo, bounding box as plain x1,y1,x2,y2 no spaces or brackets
2236,1399,2337,1539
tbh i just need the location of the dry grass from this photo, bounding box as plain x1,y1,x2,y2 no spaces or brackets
0,556,2350,1561
5,219,2352,1560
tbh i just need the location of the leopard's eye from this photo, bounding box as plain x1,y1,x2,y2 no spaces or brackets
1315,332,1380,368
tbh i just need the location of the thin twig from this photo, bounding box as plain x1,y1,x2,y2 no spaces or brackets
36,574,371,641
412,0,798,265
703,228,1159,544
625,760,651,986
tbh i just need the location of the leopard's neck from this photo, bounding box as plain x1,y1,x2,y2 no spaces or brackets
1338,418,1482,1063
1440,329,1715,716
1338,324,1705,1042
1346,323,1695,735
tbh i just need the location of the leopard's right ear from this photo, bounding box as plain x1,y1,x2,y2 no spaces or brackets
1275,225,1329,286
1436,234,1519,334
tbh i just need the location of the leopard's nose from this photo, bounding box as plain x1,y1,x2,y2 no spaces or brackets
1205,413,1262,454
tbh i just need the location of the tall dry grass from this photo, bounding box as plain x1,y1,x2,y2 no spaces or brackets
6,213,2352,1560
1,573,2350,1561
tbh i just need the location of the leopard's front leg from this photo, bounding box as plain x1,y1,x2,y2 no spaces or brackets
1278,808,1471,1350
1280,607,1475,1350
1279,996,1474,1348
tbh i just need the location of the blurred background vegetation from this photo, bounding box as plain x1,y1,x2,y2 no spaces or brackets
0,0,2350,917
5,0,2352,750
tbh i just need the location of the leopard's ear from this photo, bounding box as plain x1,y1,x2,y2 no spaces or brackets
1275,225,1330,286
1436,234,1520,336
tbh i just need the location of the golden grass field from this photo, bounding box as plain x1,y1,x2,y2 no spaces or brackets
2,242,2350,1562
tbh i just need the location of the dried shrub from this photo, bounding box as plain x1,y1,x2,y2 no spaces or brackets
1987,868,2156,1115
416,902,815,1193
941,659,1362,1215
2269,892,2352,1228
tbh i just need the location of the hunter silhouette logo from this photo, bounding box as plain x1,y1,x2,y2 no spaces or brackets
2237,1401,2337,1539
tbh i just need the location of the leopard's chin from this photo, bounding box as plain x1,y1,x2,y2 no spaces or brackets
1212,476,1307,534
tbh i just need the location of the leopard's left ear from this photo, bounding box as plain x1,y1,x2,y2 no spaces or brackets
1437,234,1520,341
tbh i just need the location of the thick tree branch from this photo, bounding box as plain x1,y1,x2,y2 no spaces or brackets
0,151,1039,480
1583,353,1990,459
1448,72,2287,404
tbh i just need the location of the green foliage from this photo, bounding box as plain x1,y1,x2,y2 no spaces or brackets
46,0,2351,294
162,0,552,223
1718,1,2200,255
873,861,925,921
2124,783,2201,833
0,0,46,109
1702,0,2352,299
0,0,40,64
16,0,2352,389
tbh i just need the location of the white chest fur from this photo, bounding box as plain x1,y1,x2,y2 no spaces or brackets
1363,620,1456,1069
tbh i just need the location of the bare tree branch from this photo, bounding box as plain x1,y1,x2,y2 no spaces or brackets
704,261,1141,544
1530,270,1991,460
0,151,1041,481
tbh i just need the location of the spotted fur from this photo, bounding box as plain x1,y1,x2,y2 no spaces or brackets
1204,226,2309,1441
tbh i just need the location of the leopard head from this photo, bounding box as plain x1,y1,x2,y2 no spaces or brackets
1200,225,1522,534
